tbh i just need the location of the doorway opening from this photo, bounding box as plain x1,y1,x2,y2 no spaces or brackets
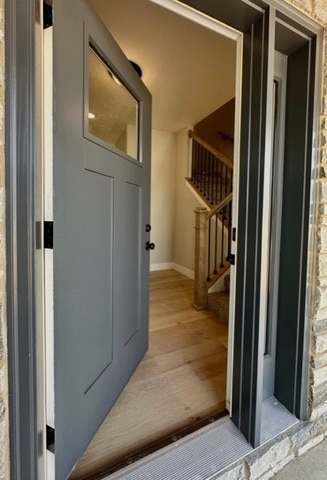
62,0,239,478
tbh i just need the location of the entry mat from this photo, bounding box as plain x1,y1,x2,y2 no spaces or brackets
105,397,298,480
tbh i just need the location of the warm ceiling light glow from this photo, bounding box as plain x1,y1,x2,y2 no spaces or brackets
88,112,95,119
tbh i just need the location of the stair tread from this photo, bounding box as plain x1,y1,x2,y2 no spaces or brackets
208,291,229,304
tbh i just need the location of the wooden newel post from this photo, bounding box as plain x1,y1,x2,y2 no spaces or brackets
193,207,208,310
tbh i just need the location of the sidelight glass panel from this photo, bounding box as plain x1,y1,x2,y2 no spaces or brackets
88,46,139,160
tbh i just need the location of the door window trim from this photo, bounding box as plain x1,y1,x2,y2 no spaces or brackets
84,32,143,165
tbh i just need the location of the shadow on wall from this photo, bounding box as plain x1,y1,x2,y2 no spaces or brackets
194,98,235,161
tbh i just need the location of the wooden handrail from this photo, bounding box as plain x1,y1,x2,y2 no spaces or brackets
188,130,233,170
207,193,233,219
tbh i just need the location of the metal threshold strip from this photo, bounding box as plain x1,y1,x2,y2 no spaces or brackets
86,410,228,479
104,398,298,480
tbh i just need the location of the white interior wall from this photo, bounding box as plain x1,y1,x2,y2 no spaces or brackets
150,126,201,277
173,126,202,275
150,129,176,267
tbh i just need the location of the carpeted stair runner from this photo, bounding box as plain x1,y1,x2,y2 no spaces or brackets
207,274,230,325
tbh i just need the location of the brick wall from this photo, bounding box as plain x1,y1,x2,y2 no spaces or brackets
0,0,8,478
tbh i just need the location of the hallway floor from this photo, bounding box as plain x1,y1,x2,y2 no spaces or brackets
69,269,228,479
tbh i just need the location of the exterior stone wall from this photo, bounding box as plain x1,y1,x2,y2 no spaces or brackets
0,1,8,479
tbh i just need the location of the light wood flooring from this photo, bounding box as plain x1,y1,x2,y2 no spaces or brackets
69,269,229,479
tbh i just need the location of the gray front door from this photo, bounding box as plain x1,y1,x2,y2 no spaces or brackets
52,1,151,478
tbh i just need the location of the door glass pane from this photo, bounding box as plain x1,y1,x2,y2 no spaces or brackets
88,46,139,160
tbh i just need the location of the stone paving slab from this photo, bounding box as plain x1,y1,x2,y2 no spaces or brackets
273,438,327,479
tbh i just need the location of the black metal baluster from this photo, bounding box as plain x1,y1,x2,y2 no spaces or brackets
229,167,233,194
210,154,214,204
195,142,199,187
220,208,225,268
205,149,208,198
219,161,223,204
204,148,208,198
192,139,196,184
200,144,204,192
214,214,218,274
202,147,205,195
207,218,211,281
215,159,219,205
228,201,232,261
208,154,211,202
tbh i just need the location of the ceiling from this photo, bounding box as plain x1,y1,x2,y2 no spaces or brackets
89,0,237,133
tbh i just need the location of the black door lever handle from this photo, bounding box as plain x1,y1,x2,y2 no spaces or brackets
145,241,155,251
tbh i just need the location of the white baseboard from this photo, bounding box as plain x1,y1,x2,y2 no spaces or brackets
150,262,174,272
150,262,194,280
172,263,194,280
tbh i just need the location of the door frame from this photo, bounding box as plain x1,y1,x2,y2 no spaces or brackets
5,0,323,479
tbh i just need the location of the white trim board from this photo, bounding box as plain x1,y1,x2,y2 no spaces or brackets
149,0,240,41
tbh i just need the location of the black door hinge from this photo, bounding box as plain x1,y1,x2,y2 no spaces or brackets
36,221,42,250
230,254,235,266
232,227,236,242
44,221,54,249
43,2,53,29
46,425,55,453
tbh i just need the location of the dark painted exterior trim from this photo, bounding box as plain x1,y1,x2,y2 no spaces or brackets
275,36,316,417
6,0,39,478
232,11,270,448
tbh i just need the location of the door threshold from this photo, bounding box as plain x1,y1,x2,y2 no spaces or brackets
82,409,228,479
99,397,298,480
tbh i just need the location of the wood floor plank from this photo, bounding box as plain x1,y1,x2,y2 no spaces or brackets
189,348,227,381
69,270,229,480
132,338,226,383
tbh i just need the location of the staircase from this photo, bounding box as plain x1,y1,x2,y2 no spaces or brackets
207,274,230,325
187,130,233,314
